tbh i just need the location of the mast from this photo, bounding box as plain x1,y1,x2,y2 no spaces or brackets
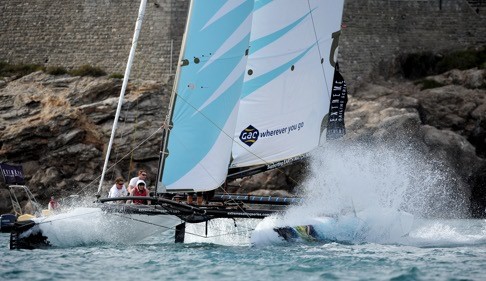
156,0,195,193
97,0,147,195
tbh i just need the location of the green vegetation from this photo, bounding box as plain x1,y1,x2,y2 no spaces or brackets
0,62,108,78
401,46,486,79
0,61,44,78
46,66,68,75
401,52,441,79
436,48,486,73
414,79,445,90
109,73,124,79
68,65,106,77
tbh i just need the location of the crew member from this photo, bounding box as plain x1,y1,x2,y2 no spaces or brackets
131,180,149,205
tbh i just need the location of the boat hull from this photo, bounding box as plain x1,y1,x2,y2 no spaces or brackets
252,209,414,245
10,205,181,249
1,214,17,233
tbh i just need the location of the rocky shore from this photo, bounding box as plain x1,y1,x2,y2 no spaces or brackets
0,68,485,217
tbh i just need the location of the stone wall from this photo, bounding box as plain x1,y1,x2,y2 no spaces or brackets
0,0,189,81
340,0,485,87
1,0,484,87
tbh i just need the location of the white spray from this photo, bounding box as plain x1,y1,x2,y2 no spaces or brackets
252,142,471,245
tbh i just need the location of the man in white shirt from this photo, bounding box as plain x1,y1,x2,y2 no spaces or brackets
128,169,148,194
108,177,128,201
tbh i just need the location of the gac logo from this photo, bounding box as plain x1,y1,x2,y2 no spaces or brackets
239,125,259,147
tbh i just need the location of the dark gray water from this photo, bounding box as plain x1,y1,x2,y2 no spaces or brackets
1,218,485,281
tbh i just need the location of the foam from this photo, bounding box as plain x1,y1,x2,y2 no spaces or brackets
251,142,473,246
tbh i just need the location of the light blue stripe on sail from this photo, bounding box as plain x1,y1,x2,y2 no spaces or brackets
242,43,316,99
201,0,248,30
254,0,273,11
163,0,253,188
250,9,314,54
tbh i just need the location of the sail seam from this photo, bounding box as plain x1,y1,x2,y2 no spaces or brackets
306,0,331,100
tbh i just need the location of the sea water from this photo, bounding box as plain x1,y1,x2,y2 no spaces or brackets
1,219,485,281
1,143,485,280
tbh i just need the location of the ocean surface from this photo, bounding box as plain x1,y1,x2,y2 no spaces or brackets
2,144,485,280
1,217,486,281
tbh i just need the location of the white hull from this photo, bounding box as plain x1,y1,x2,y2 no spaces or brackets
18,207,181,248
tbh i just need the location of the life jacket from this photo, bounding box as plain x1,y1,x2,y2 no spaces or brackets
132,187,148,204
49,199,59,210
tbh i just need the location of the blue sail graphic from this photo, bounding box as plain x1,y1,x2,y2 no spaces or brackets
231,0,346,168
159,0,254,192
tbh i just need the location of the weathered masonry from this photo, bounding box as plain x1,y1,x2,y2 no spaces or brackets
1,0,484,86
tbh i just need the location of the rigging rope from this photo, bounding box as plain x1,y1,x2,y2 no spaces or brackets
109,95,132,184
307,0,331,100
76,125,165,195
109,212,255,239
171,88,303,188
126,96,140,183
167,87,302,220
34,206,256,240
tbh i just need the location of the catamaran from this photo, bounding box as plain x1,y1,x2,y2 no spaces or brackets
8,0,350,249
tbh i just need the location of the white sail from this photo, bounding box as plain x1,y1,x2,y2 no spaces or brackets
230,0,345,168
158,0,255,192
